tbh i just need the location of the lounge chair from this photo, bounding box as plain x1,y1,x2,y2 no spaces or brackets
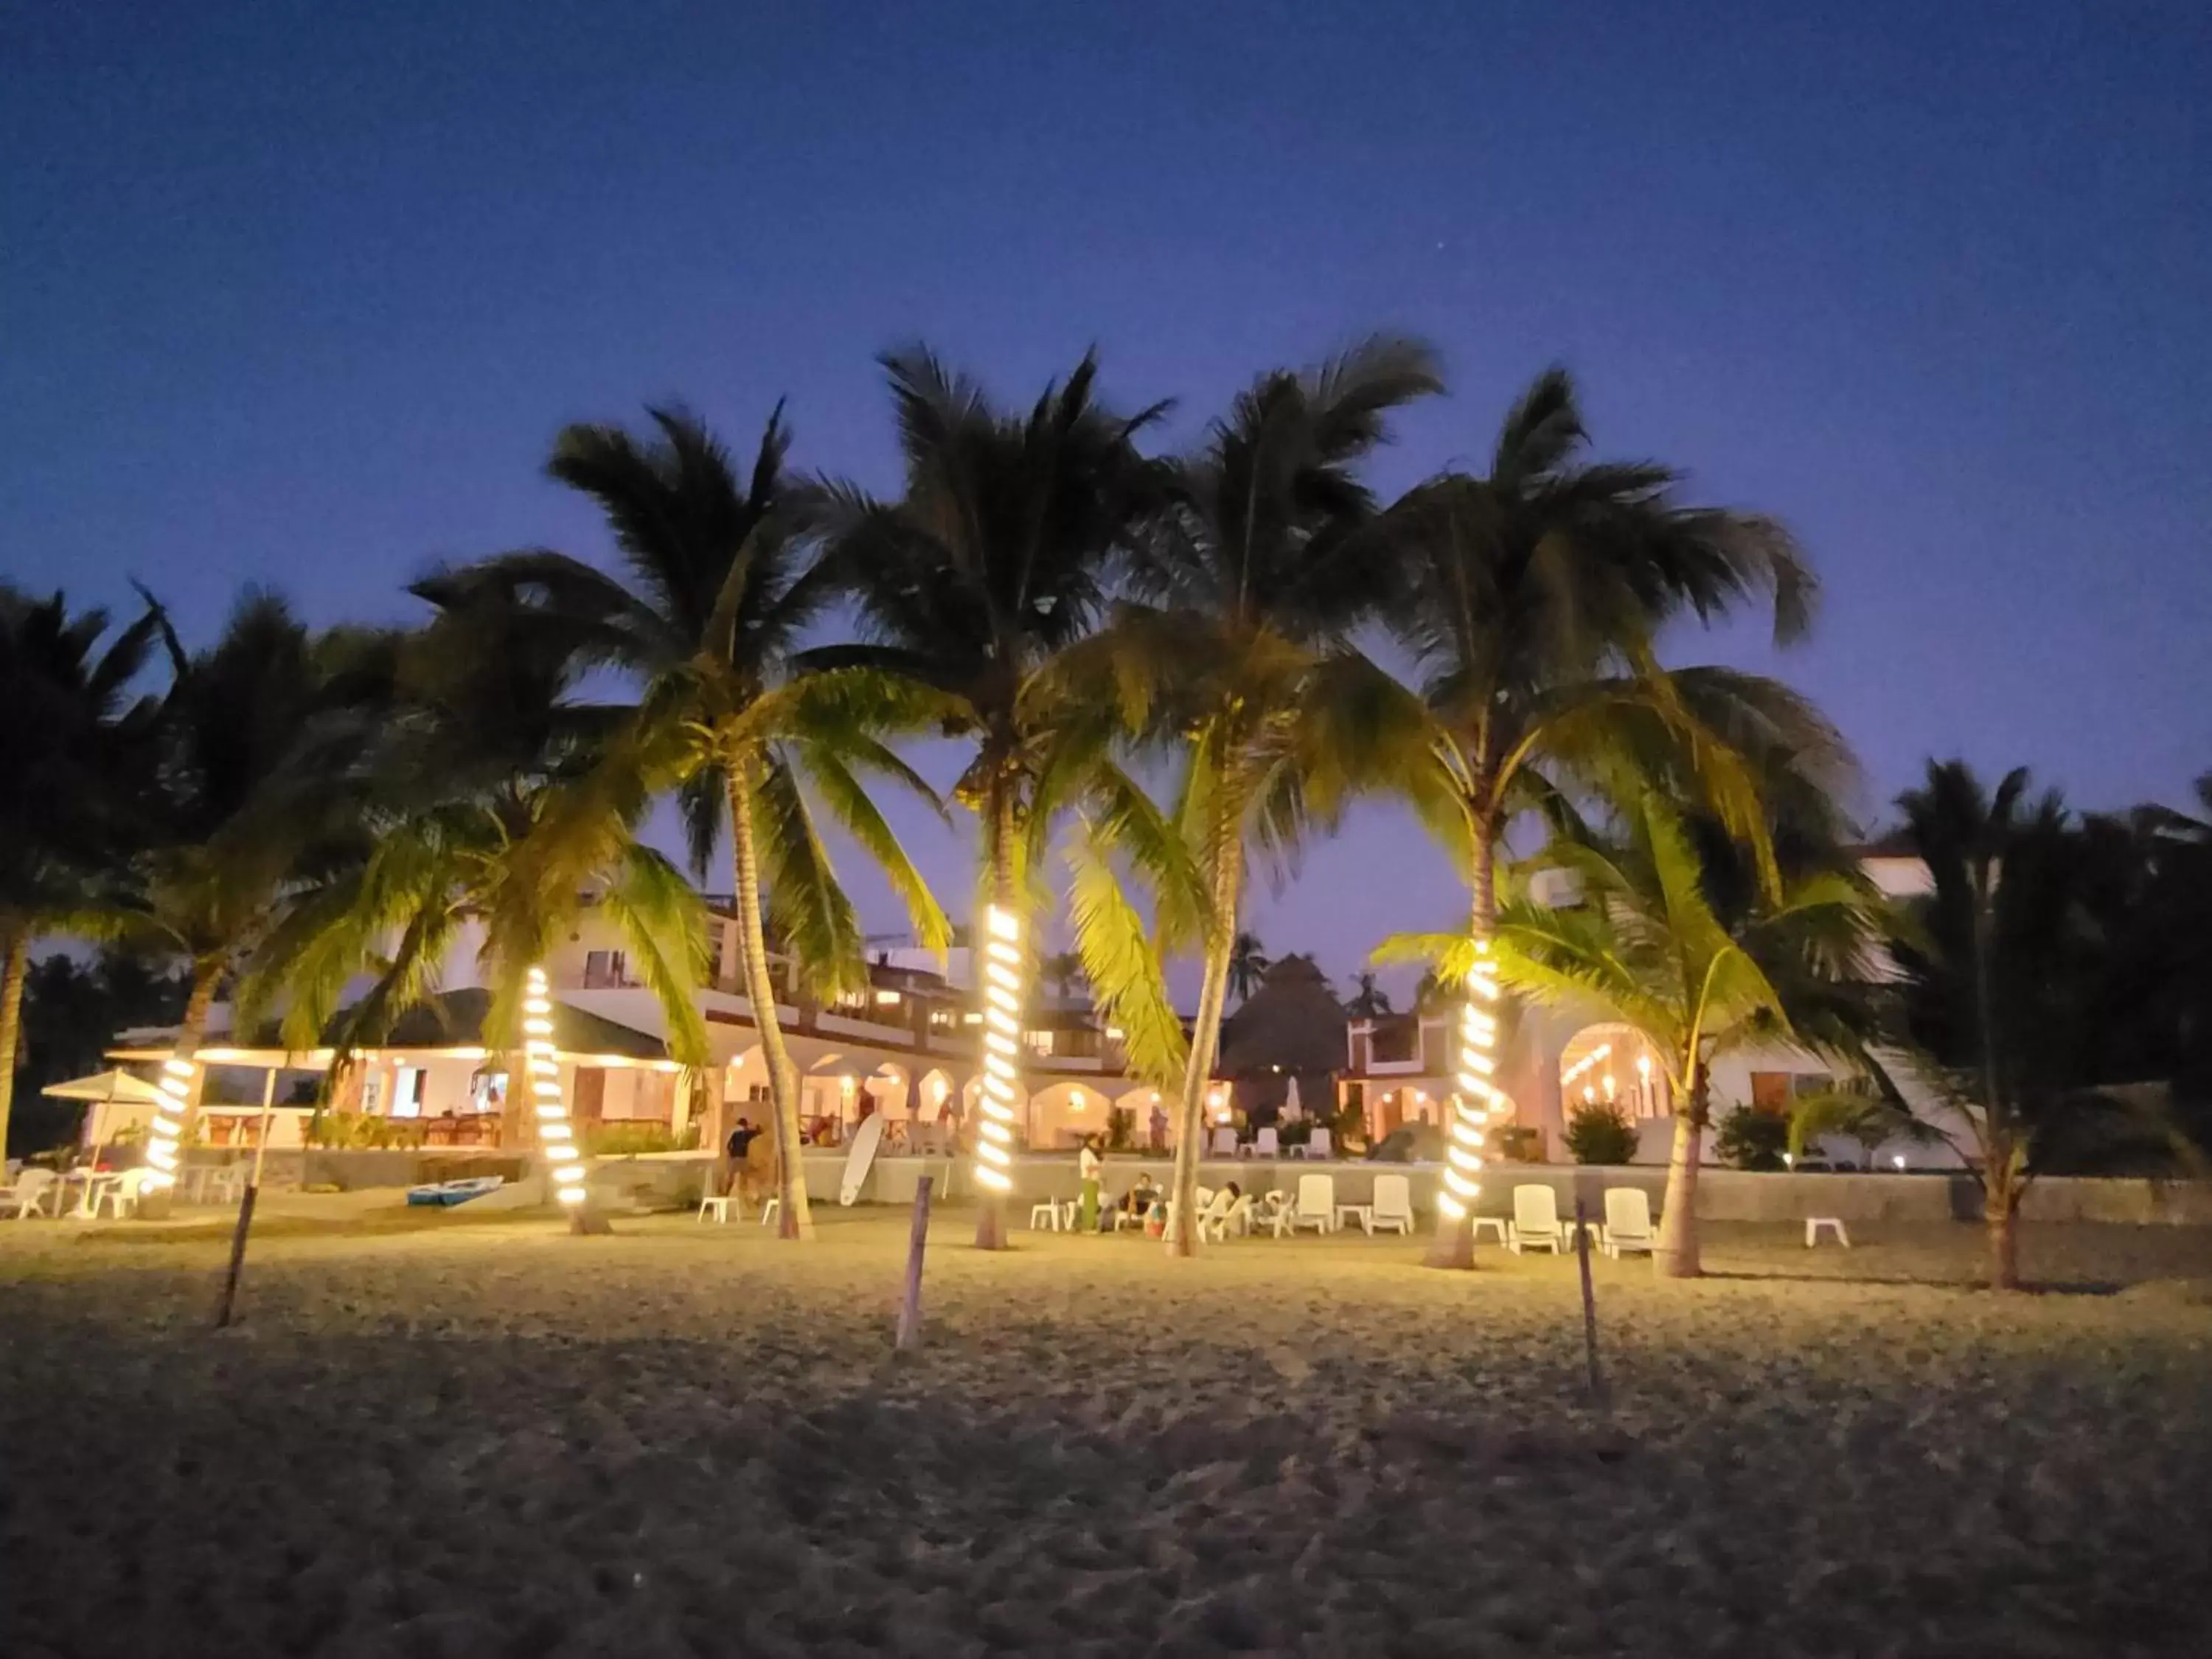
0,1166,59,1220
1256,1190,1293,1238
1195,1187,1237,1242
1600,1188,1657,1256
1305,1127,1332,1160
1508,1184,1565,1253
1253,1127,1281,1160
1290,1172,1335,1234
1370,1173,1414,1235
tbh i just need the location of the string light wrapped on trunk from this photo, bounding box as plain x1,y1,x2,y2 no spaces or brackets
1437,939,1502,1220
970,904,1023,1194
524,968,587,1208
142,1056,197,1192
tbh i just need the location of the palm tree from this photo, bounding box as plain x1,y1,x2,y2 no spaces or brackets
128,591,400,1193
0,588,166,1155
1367,365,1830,1266
417,406,950,1242
1112,336,1444,1255
823,347,1190,1248
1040,950,1088,1000
1344,970,1393,1019
1464,789,1880,1276
1226,932,1272,1004
1884,760,2183,1289
251,588,710,1233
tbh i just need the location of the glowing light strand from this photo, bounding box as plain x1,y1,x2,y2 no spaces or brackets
1436,941,1504,1220
524,969,588,1206
142,1055,198,1190
970,905,1023,1194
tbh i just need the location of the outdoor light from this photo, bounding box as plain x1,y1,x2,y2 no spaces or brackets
1436,939,1503,1222
524,967,588,1207
1892,1154,1907,1171
142,1054,200,1191
1783,1152,1795,1169
1071,1087,1086,1113
970,904,1024,1194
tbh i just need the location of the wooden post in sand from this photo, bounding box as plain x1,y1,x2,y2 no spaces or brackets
1573,1197,1607,1408
215,1065,280,1329
894,1176,934,1352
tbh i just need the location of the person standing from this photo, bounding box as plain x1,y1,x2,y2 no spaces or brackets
726,1116,761,1197
1077,1135,1102,1232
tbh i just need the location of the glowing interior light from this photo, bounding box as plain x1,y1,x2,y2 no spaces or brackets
970,903,1023,1194
1436,942,1503,1221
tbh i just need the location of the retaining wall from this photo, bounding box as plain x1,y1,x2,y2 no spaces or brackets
200,1147,2212,1226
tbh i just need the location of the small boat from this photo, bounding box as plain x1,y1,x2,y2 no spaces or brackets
405,1175,507,1208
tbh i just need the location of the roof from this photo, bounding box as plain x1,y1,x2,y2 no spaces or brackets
1217,956,1349,1077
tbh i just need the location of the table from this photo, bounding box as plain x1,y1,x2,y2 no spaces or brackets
65,1170,122,1219
1334,1203,1373,1235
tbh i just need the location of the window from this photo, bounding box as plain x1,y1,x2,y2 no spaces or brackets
583,949,629,988
392,1067,426,1119
1022,1030,1056,1057
1749,1071,1828,1111
874,989,901,1006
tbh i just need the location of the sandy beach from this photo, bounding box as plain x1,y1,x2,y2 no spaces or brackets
4,1205,2211,1657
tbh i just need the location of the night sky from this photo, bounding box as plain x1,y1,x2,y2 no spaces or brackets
6,1,2208,993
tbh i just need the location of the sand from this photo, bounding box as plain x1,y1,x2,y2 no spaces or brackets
3,1206,2211,1658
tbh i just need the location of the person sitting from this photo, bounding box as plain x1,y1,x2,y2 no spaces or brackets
1114,1173,1161,1227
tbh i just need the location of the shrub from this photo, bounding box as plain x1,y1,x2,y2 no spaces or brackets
1493,1125,1543,1164
1564,1102,1638,1165
1717,1106,1790,1171
584,1121,685,1156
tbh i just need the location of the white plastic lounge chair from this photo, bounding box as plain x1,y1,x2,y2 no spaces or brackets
1256,1190,1293,1237
1210,1126,1237,1156
1290,1172,1336,1234
1600,1188,1656,1256
1370,1173,1414,1235
1,1166,59,1220
1305,1127,1332,1161
1508,1184,1565,1253
1253,1127,1281,1160
1195,1187,1237,1242
91,1168,155,1221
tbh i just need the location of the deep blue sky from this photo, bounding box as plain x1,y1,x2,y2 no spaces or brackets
6,1,2208,994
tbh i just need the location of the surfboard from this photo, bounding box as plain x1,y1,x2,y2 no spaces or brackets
839,1112,886,1206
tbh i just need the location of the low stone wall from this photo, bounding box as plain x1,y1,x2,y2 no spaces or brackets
214,1147,2212,1226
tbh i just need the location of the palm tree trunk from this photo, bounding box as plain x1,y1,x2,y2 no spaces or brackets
726,760,812,1241
974,775,1022,1251
1427,811,1497,1270
1165,827,1243,1259
0,928,27,1162
1655,1062,1706,1278
141,961,221,1220
1986,1188,2022,1291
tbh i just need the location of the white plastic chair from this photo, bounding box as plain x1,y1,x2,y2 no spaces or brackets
1600,1188,1656,1256
1217,1192,1256,1237
1209,1126,1237,1156
759,1195,781,1228
697,1192,739,1223
0,1166,60,1220
1306,1127,1332,1161
1194,1187,1237,1242
1370,1173,1414,1235
1029,1199,1062,1231
1253,1127,1281,1160
1290,1173,1335,1234
91,1169,154,1220
1508,1184,1565,1253
1256,1190,1293,1237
